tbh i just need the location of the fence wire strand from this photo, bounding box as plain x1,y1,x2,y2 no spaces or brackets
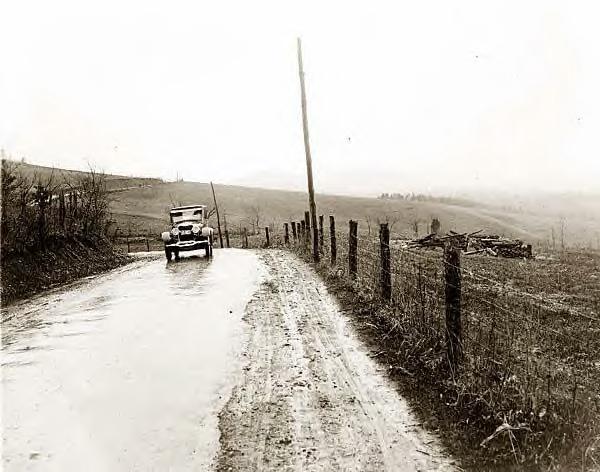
279,218,600,418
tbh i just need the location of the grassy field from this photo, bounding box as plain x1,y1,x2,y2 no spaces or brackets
108,180,600,250
4,160,163,192
288,226,600,470
9,161,598,248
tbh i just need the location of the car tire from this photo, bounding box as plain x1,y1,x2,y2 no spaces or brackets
165,247,172,261
205,245,211,258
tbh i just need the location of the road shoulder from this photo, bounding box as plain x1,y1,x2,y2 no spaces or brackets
217,249,455,471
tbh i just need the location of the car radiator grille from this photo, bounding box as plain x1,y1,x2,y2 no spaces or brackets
179,233,195,242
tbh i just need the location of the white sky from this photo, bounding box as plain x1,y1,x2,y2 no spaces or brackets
1,0,599,196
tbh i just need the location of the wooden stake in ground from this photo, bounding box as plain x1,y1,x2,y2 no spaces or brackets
318,214,324,252
349,220,358,278
210,181,224,249
379,223,391,301
297,38,320,263
444,243,462,369
223,214,230,248
329,215,337,266
304,211,311,246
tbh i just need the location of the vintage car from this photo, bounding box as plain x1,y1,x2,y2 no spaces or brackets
161,205,214,260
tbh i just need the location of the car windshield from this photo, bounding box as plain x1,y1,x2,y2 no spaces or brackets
170,208,203,224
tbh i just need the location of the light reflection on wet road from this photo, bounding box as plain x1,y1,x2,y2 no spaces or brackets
2,249,264,471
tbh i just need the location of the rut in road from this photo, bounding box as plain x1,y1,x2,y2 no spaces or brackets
217,250,456,471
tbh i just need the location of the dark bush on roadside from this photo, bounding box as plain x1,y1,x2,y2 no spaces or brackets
1,159,111,255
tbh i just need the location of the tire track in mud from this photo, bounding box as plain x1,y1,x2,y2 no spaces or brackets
217,250,457,471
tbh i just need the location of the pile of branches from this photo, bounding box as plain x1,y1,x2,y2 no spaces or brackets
466,234,533,258
410,230,533,258
408,230,470,250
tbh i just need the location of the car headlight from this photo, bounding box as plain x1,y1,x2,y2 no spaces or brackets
171,227,180,236
192,225,201,234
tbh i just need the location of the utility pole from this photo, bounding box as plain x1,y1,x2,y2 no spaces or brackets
210,181,224,249
297,37,319,262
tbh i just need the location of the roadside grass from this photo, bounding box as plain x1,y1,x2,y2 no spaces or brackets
1,236,131,306
289,242,600,471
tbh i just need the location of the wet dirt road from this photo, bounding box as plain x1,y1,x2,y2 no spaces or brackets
2,249,455,471
2,250,265,471
218,251,455,472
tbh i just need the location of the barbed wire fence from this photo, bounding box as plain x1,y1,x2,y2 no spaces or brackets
254,213,599,464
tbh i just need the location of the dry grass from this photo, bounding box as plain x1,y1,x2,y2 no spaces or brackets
105,179,600,249
286,224,600,471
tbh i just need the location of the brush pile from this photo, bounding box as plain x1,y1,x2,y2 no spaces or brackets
466,234,533,258
408,230,469,250
409,231,533,258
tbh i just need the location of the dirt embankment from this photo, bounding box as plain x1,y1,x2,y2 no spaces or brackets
217,250,456,471
1,237,131,306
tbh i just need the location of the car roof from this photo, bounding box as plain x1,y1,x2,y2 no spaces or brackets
170,205,206,211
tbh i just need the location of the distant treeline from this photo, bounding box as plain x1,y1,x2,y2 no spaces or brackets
377,192,476,207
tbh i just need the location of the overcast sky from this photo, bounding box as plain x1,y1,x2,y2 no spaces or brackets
1,1,599,196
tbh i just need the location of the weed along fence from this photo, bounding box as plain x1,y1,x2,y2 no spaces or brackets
259,214,599,466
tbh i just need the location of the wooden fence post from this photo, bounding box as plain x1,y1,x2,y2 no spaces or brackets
318,215,324,252
304,211,311,242
444,243,462,368
349,220,358,278
329,215,337,265
284,223,290,244
59,191,66,231
379,223,391,301
301,220,306,239
265,227,270,247
223,214,230,248
146,236,150,252
244,227,249,248
291,221,297,242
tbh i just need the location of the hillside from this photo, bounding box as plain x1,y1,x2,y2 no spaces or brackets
108,180,600,248
5,161,598,247
2,160,163,192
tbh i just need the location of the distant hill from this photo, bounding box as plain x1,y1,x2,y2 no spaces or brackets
5,161,599,247
1,160,163,192
109,181,600,248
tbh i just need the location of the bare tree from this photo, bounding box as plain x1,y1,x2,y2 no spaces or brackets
247,205,262,235
206,206,217,220
1,162,110,255
412,218,420,238
431,217,441,235
559,216,566,251
376,214,399,233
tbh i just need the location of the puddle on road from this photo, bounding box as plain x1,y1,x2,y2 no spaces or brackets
2,249,265,471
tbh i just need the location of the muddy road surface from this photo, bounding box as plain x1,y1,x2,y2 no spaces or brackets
2,250,265,471
218,251,455,471
2,249,455,471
